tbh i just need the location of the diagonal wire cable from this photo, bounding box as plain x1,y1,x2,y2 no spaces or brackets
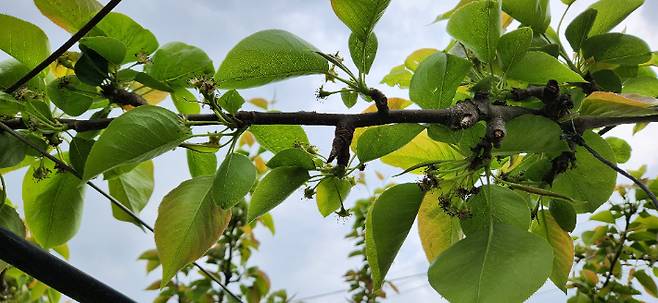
6,0,121,93
293,272,426,301
0,105,243,303
1,1,242,301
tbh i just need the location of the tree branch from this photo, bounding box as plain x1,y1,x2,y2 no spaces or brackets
2,102,534,131
4,107,657,134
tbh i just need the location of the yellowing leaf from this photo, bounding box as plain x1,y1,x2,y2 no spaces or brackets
580,91,658,117
249,98,269,109
404,48,438,71
381,130,463,171
532,211,574,293
155,177,231,286
240,131,256,147
418,188,462,262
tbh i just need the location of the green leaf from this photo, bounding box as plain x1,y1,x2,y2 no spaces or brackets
349,32,378,74
341,89,358,108
496,115,569,154
330,0,391,39
215,30,329,89
83,106,191,180
249,125,309,153
579,92,658,117
605,137,631,163
315,177,352,217
0,59,44,91
186,150,217,178
34,0,102,33
507,51,585,84
428,223,553,303
0,91,23,116
566,9,598,52
531,210,574,293
266,148,316,170
95,12,159,63
380,64,412,88
23,158,85,248
366,184,424,288
108,161,154,226
132,71,173,92
418,188,462,262
356,124,425,162
381,130,463,170
79,36,126,65
74,49,109,86
247,167,310,222
590,210,615,223
460,185,531,236
447,0,500,63
502,0,550,33
211,153,257,209
623,77,658,97
154,176,231,286
634,270,658,297
552,131,616,212
498,27,533,74
218,89,245,114
434,0,476,22
550,199,576,232
171,87,200,114
146,42,214,88
0,204,26,238
591,70,622,93
409,52,471,109
427,123,485,155
69,137,94,174
1,208,24,267
0,14,50,69
405,48,439,71
582,33,652,65
47,76,97,116
587,0,644,36
0,132,26,169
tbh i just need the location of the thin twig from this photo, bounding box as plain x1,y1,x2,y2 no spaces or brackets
579,140,658,209
601,209,632,289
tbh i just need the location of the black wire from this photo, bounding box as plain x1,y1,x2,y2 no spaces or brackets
5,0,123,93
0,121,243,302
598,125,616,136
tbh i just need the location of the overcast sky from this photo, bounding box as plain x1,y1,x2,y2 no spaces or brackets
1,1,658,302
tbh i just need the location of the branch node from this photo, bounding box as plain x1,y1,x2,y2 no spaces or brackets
449,100,479,129
487,115,506,148
368,88,388,114
327,121,355,169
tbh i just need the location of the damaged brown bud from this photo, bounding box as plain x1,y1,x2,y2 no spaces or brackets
101,85,147,107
